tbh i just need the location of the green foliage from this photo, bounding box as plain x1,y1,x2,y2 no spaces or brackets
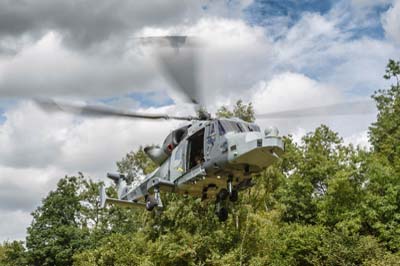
8,59,400,266
366,59,400,251
370,59,400,167
216,100,255,122
0,241,28,266
277,125,358,225
25,174,92,266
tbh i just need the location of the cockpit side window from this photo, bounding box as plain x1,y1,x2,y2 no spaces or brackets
218,120,251,135
218,121,226,135
238,123,251,132
210,122,215,135
253,124,261,132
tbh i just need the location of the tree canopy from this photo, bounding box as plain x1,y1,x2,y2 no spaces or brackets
2,59,400,266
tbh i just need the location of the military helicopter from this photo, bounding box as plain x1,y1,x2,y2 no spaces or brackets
37,97,286,221
36,36,376,221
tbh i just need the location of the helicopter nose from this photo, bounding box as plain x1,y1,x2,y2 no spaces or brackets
226,131,284,170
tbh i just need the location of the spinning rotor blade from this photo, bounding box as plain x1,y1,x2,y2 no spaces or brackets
35,98,194,121
256,100,376,119
139,36,204,106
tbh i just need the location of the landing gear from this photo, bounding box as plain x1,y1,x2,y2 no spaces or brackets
217,188,229,201
227,178,239,202
145,187,163,211
217,206,228,222
229,189,239,202
145,195,157,211
214,178,240,221
215,200,229,222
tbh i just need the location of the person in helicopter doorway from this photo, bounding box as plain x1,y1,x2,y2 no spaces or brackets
194,152,205,166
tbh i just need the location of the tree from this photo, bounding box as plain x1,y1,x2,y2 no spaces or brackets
369,59,400,167
0,241,27,266
364,59,400,251
277,125,356,225
216,100,255,122
26,175,91,266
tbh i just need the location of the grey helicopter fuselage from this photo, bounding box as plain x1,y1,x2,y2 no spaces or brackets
105,117,284,208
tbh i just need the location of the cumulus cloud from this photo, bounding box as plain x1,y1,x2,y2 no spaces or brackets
252,72,342,114
249,72,376,137
0,0,197,50
0,101,186,171
344,130,370,149
0,165,62,211
0,0,255,54
382,0,400,44
0,210,31,241
0,32,158,98
351,0,393,8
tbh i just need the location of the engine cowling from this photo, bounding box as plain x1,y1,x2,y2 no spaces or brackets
144,126,189,165
144,146,168,165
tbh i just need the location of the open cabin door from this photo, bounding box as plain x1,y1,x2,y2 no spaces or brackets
187,129,205,170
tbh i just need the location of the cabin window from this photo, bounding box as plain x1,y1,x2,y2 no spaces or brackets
218,121,226,135
210,122,215,135
218,121,248,135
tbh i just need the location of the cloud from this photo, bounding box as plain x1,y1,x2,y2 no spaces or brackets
382,0,400,44
252,72,342,113
0,101,187,171
0,101,72,168
137,17,275,104
0,0,198,50
1,10,398,103
343,130,370,149
249,72,377,139
0,0,255,54
0,165,62,211
0,210,31,242
351,0,393,8
0,32,159,98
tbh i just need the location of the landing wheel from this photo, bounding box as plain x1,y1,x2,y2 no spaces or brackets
145,196,157,211
217,188,229,202
229,190,239,202
217,207,228,222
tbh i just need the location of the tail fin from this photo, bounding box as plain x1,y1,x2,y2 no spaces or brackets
100,185,107,208
107,172,127,199
99,184,145,209
100,174,146,209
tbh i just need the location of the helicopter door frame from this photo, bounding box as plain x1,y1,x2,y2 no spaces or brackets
169,140,187,182
204,121,217,162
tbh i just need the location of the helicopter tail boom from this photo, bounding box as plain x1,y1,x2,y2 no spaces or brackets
99,185,146,209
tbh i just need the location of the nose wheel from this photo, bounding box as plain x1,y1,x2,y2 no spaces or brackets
229,189,239,202
216,205,229,222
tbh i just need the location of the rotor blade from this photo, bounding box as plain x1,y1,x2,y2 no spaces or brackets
139,36,204,106
35,98,194,121
256,100,376,119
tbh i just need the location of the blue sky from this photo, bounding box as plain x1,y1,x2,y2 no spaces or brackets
245,0,334,26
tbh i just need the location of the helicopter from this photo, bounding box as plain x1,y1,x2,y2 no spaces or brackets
38,97,285,221
36,36,376,221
